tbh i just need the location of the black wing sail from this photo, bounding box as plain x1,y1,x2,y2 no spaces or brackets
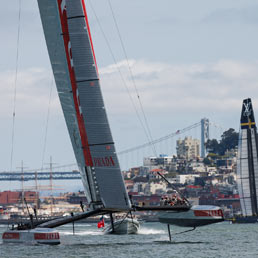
237,98,258,216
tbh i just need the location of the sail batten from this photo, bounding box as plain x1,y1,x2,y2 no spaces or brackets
38,0,130,210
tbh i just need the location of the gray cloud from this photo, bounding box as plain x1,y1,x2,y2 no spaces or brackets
202,6,258,24
100,59,258,115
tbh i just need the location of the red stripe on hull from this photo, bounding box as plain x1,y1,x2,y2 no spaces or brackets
194,209,223,217
57,0,93,166
34,232,60,240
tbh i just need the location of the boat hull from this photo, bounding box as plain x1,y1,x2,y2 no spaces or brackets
2,228,60,245
232,216,258,224
104,218,140,234
158,205,224,227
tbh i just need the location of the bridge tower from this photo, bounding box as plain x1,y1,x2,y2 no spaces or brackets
201,118,209,158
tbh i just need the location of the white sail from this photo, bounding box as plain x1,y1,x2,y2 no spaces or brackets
237,98,258,216
37,0,130,211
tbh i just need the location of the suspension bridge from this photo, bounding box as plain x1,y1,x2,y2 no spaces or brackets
118,118,224,170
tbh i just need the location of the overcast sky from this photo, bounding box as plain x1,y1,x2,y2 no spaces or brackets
1,0,258,179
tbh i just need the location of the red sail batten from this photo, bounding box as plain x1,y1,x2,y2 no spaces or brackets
81,0,99,77
57,0,93,167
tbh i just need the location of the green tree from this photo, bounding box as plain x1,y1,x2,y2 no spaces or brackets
219,128,238,155
203,157,211,165
205,128,239,156
205,139,220,154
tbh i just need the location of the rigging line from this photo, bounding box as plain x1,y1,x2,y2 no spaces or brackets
107,0,157,156
40,2,62,172
10,0,22,172
88,0,154,153
40,76,54,171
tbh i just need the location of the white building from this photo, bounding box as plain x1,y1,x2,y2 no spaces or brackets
175,174,200,184
143,157,158,167
176,137,200,160
149,182,167,194
143,155,174,168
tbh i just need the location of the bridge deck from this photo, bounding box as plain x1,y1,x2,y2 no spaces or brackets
0,171,81,181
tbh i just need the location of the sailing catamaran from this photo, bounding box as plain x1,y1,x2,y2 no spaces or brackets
233,98,258,223
153,173,224,240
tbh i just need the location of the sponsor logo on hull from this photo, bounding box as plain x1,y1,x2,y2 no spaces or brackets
2,232,20,239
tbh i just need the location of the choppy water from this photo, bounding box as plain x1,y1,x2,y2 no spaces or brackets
0,222,257,258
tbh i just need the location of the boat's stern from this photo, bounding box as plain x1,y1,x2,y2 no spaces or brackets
2,228,60,245
191,205,224,226
33,228,60,245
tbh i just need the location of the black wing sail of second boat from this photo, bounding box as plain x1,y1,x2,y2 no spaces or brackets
37,0,130,211
237,98,258,216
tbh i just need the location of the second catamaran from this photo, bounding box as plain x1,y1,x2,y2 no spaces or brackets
234,98,258,223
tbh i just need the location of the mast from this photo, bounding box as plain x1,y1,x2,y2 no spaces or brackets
37,0,130,211
237,98,258,216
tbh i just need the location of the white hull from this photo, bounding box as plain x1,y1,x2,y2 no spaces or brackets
104,218,140,234
2,228,60,245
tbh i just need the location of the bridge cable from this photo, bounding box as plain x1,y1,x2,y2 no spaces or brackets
118,121,201,155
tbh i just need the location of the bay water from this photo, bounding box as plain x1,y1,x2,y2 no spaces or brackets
0,222,257,258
